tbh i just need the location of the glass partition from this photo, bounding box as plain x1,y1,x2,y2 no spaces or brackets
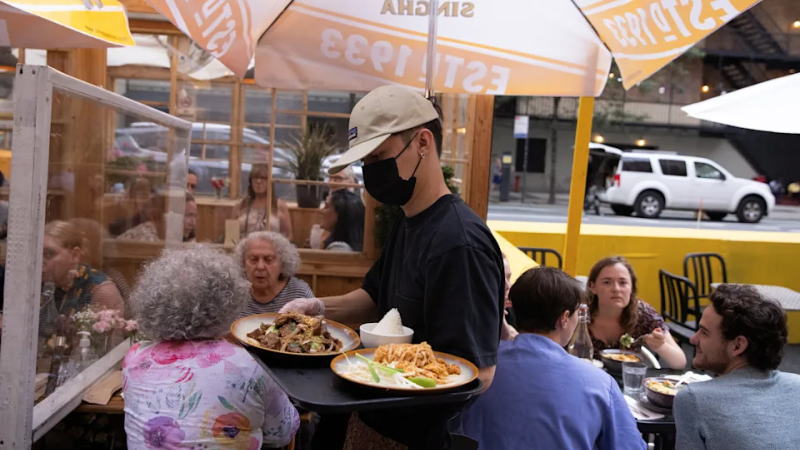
0,65,191,444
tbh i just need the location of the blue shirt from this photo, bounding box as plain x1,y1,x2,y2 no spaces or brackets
460,333,645,450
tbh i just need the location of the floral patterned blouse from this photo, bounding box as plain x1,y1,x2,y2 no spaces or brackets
122,339,299,449
589,301,669,354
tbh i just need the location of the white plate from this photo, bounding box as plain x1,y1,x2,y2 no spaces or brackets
330,348,478,393
231,313,360,357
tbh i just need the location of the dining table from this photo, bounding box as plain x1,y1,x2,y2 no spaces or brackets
608,366,685,450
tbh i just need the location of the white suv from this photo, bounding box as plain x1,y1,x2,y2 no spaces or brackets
599,152,775,223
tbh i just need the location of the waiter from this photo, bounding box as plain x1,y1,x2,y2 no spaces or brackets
282,85,504,449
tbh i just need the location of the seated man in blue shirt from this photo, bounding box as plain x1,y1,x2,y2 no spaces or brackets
673,284,800,450
460,266,646,450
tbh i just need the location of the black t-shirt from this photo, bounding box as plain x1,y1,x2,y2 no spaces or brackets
363,194,504,368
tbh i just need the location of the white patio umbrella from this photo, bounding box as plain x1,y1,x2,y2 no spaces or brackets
0,0,134,48
145,0,762,273
682,72,800,134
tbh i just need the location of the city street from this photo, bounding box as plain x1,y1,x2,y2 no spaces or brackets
488,192,800,233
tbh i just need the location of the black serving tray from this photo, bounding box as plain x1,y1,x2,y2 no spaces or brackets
251,352,483,414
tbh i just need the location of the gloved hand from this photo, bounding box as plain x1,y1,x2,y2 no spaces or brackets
278,297,325,316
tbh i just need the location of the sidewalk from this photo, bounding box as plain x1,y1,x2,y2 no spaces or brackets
488,189,571,206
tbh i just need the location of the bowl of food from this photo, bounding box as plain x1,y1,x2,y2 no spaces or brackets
644,377,684,409
599,349,643,374
360,309,413,348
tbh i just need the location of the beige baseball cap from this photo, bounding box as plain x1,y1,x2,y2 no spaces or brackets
328,85,439,174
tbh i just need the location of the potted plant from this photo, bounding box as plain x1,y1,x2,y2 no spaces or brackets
284,124,338,208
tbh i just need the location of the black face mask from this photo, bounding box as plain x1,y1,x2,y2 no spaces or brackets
363,133,422,206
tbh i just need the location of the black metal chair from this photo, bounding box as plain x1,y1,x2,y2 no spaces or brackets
683,252,727,303
518,247,563,269
659,269,702,344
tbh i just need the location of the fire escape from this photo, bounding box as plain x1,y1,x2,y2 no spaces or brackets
702,7,800,183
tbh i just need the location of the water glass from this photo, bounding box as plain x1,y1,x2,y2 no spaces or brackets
622,361,647,395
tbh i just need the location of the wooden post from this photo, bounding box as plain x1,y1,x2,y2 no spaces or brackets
46,49,108,221
563,97,594,276
466,94,494,219
0,65,53,450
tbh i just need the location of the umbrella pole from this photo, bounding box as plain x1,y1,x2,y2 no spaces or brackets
424,0,439,98
563,96,595,276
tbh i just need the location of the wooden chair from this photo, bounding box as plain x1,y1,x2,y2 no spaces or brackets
518,247,563,269
659,269,702,344
683,252,727,304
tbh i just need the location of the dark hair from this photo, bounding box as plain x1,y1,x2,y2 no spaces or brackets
246,164,270,200
510,267,585,333
587,256,639,332
401,118,443,157
711,284,787,370
324,190,364,251
243,164,282,215
184,192,196,241
187,168,198,176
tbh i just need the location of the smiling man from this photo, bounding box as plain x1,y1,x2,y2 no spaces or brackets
673,284,800,449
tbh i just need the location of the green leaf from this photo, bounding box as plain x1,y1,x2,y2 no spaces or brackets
218,395,235,411
179,391,202,419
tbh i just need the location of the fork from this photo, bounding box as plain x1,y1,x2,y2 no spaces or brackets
629,402,657,420
622,335,645,349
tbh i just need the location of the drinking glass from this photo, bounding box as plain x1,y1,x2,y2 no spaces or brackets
622,361,647,396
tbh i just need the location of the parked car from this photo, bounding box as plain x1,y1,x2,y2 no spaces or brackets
114,122,294,196
598,152,775,223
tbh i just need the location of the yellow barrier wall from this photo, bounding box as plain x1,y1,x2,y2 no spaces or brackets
490,221,800,343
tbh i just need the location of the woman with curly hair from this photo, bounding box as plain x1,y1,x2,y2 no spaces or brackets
587,256,686,369
123,247,299,449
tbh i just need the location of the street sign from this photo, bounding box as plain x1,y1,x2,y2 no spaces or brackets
514,115,529,139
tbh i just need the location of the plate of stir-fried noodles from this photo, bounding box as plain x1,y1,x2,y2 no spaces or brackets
331,342,478,392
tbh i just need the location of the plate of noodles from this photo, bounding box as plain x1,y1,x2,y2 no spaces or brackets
231,312,360,357
330,342,479,392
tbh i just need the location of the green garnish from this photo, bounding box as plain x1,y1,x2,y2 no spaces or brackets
356,354,404,375
367,363,380,382
408,377,438,388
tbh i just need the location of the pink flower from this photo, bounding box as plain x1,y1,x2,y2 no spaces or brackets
124,344,192,384
125,320,138,332
93,320,111,333
194,340,236,368
152,341,198,365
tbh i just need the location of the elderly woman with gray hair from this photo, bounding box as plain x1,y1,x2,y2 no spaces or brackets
123,247,299,449
235,231,314,317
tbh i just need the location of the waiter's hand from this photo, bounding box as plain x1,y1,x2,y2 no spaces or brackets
279,298,325,316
